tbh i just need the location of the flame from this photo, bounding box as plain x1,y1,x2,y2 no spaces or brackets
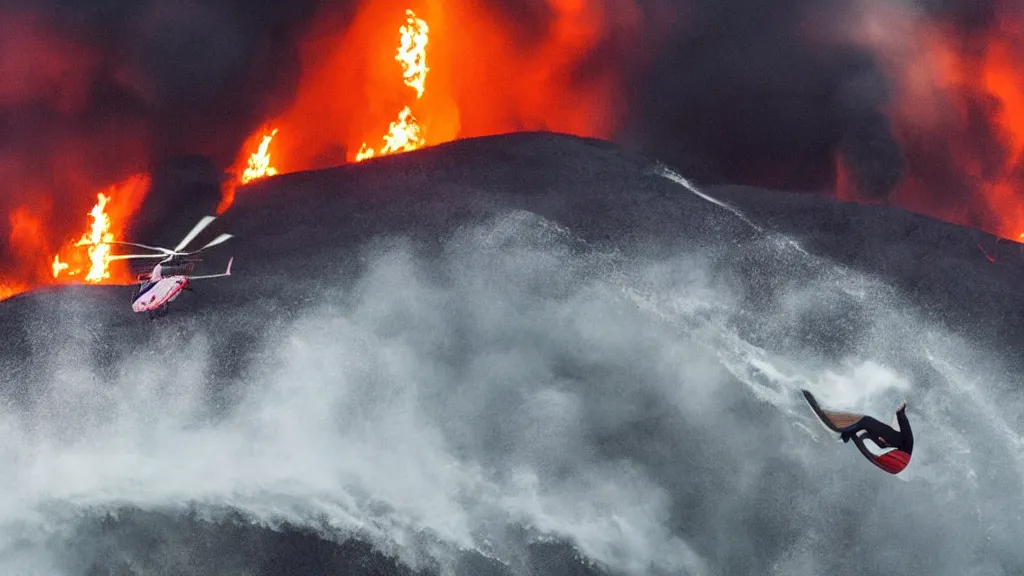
1,173,150,301
356,106,426,161
51,255,69,278
241,129,280,185
49,174,151,287
356,10,430,162
0,281,26,301
218,127,283,214
68,192,115,282
1,173,149,301
397,9,430,98
844,1,1024,242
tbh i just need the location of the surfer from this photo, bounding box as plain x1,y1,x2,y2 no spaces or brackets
802,390,914,475
839,400,912,474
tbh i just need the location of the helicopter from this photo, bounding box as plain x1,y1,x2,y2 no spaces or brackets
108,215,234,319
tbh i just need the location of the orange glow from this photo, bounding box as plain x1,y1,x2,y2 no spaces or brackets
45,174,150,286
222,0,641,210
8,206,49,282
216,180,238,216
844,1,1024,242
0,281,26,301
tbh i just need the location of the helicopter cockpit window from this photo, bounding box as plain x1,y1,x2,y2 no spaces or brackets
134,280,157,301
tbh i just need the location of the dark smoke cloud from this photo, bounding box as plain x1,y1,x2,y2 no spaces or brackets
0,0,348,242
915,0,1001,31
617,0,907,195
618,0,1023,203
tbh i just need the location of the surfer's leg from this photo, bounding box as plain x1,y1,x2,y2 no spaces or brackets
853,416,902,448
895,407,913,452
840,418,865,443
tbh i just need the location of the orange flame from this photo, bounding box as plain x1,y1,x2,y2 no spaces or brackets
355,106,425,161
218,127,283,214
1,174,151,301
50,174,151,286
241,129,280,185
356,9,430,162
51,255,69,278
69,192,115,282
0,280,27,301
397,9,430,98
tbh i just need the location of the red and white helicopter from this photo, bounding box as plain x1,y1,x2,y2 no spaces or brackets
109,215,234,319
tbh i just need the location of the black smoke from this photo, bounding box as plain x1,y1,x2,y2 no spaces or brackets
0,0,348,241
617,0,902,196
9,0,332,164
619,0,1017,200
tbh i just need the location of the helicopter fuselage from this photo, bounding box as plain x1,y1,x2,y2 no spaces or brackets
132,275,190,315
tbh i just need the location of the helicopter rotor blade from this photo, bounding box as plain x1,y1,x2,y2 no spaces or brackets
106,241,176,255
195,233,233,252
107,253,171,261
173,216,217,253
101,216,231,263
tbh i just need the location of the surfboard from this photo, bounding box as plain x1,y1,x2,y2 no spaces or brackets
801,389,863,433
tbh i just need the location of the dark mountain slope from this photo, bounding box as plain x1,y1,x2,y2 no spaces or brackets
0,132,1020,576
712,183,1024,368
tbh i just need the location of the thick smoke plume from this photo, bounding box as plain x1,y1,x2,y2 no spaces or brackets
846,0,1024,238
627,0,902,195
0,0,332,262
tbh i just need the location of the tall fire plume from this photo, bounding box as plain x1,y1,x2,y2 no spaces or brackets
353,9,430,162
220,0,644,209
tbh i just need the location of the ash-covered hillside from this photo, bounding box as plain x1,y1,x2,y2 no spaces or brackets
1,133,1021,576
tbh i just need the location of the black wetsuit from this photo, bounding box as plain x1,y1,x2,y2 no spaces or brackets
841,408,914,453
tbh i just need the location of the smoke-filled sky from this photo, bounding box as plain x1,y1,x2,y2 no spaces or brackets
0,0,1022,258
0,0,323,175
